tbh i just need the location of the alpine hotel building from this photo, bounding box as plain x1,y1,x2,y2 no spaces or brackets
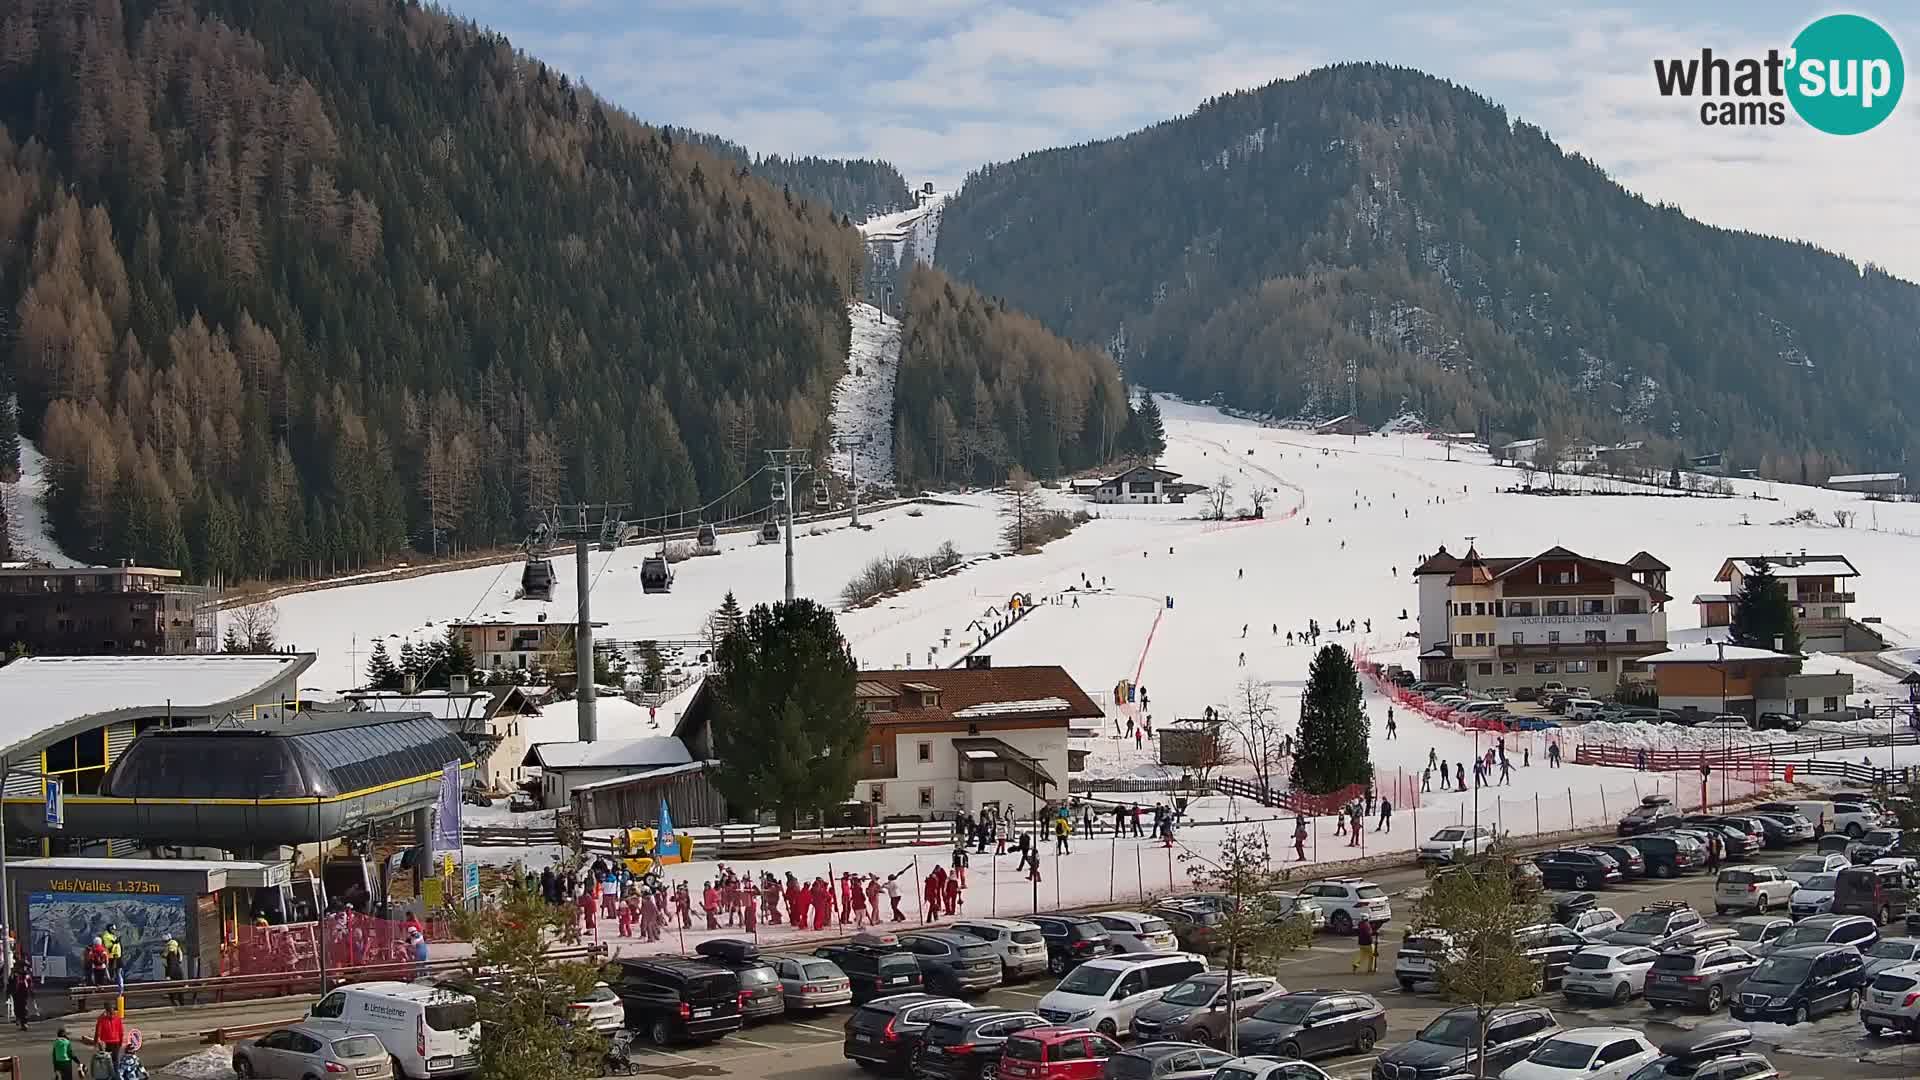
1414,545,1671,693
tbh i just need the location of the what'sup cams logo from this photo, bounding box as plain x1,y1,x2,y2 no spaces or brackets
1653,13,1904,134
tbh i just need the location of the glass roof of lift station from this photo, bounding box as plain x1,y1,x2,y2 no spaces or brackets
104,712,470,800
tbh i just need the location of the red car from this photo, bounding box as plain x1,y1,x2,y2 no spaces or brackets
997,1028,1120,1080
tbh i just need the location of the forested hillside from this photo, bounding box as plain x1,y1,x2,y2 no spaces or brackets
938,63,1919,477
666,128,912,221
893,265,1148,489
0,0,864,581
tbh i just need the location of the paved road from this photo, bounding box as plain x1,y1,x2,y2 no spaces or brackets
8,845,1920,1080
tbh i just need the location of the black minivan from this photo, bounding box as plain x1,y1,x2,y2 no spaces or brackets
1619,833,1704,878
611,956,744,1045
1027,915,1115,976
1729,944,1866,1025
816,938,927,1004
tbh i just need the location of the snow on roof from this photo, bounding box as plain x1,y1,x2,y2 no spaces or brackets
1826,472,1903,484
522,695,660,745
951,697,1072,718
569,760,710,792
0,653,313,756
1727,556,1858,579
1692,594,1736,604
1637,643,1796,664
347,692,491,720
524,736,693,770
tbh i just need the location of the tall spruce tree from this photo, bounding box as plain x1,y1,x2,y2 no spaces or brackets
1291,644,1371,794
708,598,867,832
1131,393,1167,456
1729,557,1802,657
365,640,402,690
0,388,20,483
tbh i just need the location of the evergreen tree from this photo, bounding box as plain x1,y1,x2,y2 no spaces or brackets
1290,644,1371,794
441,626,476,684
1729,558,1802,657
365,639,402,690
0,388,19,483
637,640,666,692
398,640,426,686
221,626,246,653
1131,393,1166,456
708,591,744,646
708,598,867,832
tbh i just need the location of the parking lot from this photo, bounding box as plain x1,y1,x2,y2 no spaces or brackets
594,839,1920,1080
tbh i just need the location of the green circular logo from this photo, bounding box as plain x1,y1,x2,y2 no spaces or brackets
1787,14,1904,134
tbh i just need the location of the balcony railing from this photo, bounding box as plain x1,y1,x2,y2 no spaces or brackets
1794,592,1855,605
1497,640,1665,658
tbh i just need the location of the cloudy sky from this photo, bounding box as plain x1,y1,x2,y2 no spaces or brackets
442,1,1920,280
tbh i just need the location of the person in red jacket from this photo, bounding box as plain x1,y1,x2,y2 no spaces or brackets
922,866,944,923
787,873,807,930
941,869,960,916
701,882,721,930
92,1005,125,1070
811,877,833,930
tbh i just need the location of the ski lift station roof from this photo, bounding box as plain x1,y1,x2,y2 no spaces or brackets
0,652,314,761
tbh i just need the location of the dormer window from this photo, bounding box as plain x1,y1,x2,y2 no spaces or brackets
922,693,937,707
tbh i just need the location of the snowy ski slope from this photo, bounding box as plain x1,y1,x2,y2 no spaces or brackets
826,302,901,490
0,425,80,567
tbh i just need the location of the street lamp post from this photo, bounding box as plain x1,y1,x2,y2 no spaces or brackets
1717,641,1727,807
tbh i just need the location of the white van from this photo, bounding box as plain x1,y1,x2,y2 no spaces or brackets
1035,952,1207,1038
307,982,481,1079
1567,699,1607,721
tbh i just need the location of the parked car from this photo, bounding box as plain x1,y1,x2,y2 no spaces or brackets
1149,904,1222,955
1567,698,1608,721
1418,825,1496,864
763,952,855,1011
1606,902,1704,949
1829,803,1884,839
1212,1057,1334,1080
914,1008,1047,1080
1029,916,1116,977
1534,849,1622,890
1294,879,1391,933
1233,991,1387,1061
842,994,971,1074
692,939,787,1022
1370,1005,1559,1080
1569,907,1625,942
1625,1027,1777,1080
1862,937,1920,979
1087,912,1179,954
997,1028,1121,1080
901,932,1004,995
1586,843,1648,879
1730,943,1866,1024
1127,973,1286,1045
1696,714,1749,730
1394,929,1454,990
1035,953,1208,1038
1500,1026,1660,1080
1714,865,1793,915
1618,833,1704,877
817,933,928,1003
1834,863,1916,925
1617,797,1677,837
608,957,744,1046
1682,818,1760,857
1642,943,1760,1012
1101,1042,1234,1080
1263,892,1326,931
1862,961,1920,1037
1753,711,1806,732
1767,913,1879,952
1788,874,1841,920
951,919,1051,982
1848,828,1908,864
1728,917,1793,955
1747,812,1813,848
1516,923,1590,990
1560,946,1661,1004
234,1025,392,1080
1782,853,1851,885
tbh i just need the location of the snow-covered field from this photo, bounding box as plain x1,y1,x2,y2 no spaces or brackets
273,396,1920,943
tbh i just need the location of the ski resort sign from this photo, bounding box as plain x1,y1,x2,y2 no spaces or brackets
1652,13,1903,133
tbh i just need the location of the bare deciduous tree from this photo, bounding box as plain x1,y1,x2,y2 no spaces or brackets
1249,486,1270,517
1000,466,1046,551
222,599,280,652
1205,472,1235,520
1222,676,1285,793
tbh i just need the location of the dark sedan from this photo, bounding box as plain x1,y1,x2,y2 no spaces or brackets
1371,1006,1559,1080
1532,849,1622,890
1232,991,1387,1061
1587,842,1648,879
1101,1042,1234,1080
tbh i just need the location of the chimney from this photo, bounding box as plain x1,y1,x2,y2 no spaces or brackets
403,672,419,694
449,673,469,694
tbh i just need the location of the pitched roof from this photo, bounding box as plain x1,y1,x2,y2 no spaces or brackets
1637,643,1799,665
521,736,693,770
1626,551,1671,572
1102,464,1182,484
852,666,1102,727
1413,546,1460,575
1444,546,1672,601
1717,555,1860,581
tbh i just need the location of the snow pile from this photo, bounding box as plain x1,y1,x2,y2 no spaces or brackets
1376,412,1427,435
157,1048,236,1080
828,302,901,489
1,428,81,566
1571,717,1899,752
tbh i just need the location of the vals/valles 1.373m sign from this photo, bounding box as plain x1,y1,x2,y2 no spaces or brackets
1653,13,1904,133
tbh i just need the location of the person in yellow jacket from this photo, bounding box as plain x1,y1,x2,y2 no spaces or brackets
101,926,122,981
